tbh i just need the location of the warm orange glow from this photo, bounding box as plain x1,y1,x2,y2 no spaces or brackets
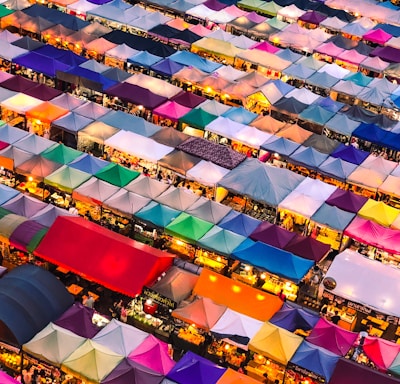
209,275,217,282
256,294,266,301
232,285,241,293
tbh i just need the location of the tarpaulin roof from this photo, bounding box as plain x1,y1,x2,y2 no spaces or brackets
325,113,360,136
306,317,358,356
172,297,227,330
0,264,73,346
150,57,185,77
44,165,92,194
216,208,260,236
1,93,43,115
269,302,319,333
311,203,355,231
103,189,151,218
232,239,314,283
125,174,169,200
379,175,400,198
78,121,119,145
362,337,400,371
93,319,148,357
9,219,47,252
50,93,87,112
0,184,19,205
158,149,201,176
249,322,303,365
54,303,100,338
261,136,300,157
289,146,329,170
289,341,339,382
331,143,370,165
217,368,262,384
276,124,313,144
169,50,222,73
0,144,33,171
167,351,226,384
250,221,297,249
128,50,162,68
68,153,109,175
95,163,140,188
218,158,304,207
52,112,93,135
194,268,282,322
74,100,111,120
134,201,181,228
153,101,192,122
41,143,81,165
347,167,387,191
22,322,85,367
35,216,174,297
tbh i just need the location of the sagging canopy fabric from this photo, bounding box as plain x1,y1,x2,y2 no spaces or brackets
218,158,304,207
269,302,320,333
232,239,314,284
0,264,73,346
34,216,174,296
288,341,339,382
193,269,282,322
249,322,303,365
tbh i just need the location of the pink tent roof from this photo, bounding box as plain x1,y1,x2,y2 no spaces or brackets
250,41,281,53
360,56,390,72
153,101,192,122
306,318,358,356
315,42,345,58
0,371,20,384
344,216,400,255
363,28,392,45
337,49,367,65
224,4,248,17
128,335,175,375
363,337,400,371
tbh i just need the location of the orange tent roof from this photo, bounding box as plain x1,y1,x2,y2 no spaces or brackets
193,269,282,322
26,102,68,124
217,368,262,384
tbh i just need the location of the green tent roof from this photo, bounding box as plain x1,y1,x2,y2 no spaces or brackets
237,0,265,11
0,5,14,18
95,163,140,187
41,144,82,165
179,108,218,130
44,165,92,194
165,212,214,244
27,228,48,253
197,226,246,256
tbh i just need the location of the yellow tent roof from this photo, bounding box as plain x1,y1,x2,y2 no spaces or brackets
248,322,302,365
193,269,282,322
192,37,244,59
358,199,400,227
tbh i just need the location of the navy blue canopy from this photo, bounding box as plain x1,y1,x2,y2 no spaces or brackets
269,302,320,332
330,143,369,165
272,97,308,115
12,36,45,51
352,122,388,143
150,57,185,77
231,239,314,283
379,131,400,151
46,11,89,31
0,264,73,346
34,45,87,67
218,210,261,237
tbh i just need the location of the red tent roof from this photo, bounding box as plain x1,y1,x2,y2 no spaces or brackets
34,216,174,296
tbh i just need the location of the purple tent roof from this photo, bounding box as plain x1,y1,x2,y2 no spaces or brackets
171,91,206,109
306,318,358,356
166,351,226,384
203,0,227,11
0,75,37,92
249,221,297,248
9,220,46,252
105,83,167,110
102,358,164,384
325,188,368,213
269,302,320,332
150,58,185,77
24,83,63,101
330,143,369,165
298,10,327,25
283,235,331,262
371,45,400,63
246,11,267,23
54,302,102,338
0,371,20,384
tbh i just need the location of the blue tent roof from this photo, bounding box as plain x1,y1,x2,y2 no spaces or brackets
343,71,373,87
315,97,344,113
218,210,261,237
197,226,246,256
218,158,304,207
47,10,89,30
34,45,87,67
99,110,161,137
0,264,73,345
261,136,300,157
0,124,30,144
374,23,400,37
317,157,357,182
331,143,370,165
13,52,71,78
289,341,339,382
0,184,19,205
167,351,226,384
135,201,181,228
150,57,185,77
283,63,315,80
289,146,328,170
269,302,320,332
306,71,340,89
128,50,162,68
299,105,335,126
232,240,314,283
352,122,388,143
169,50,222,73
324,113,360,136
68,153,109,175
380,131,400,151
311,203,356,231
52,112,93,134
222,106,258,125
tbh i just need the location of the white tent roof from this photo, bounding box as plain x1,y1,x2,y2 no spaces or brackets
186,160,230,186
125,174,170,199
104,131,173,163
360,154,398,175
209,9,237,24
232,125,272,149
277,4,305,19
236,49,291,72
205,116,247,139
72,177,121,203
125,73,182,98
186,4,217,19
229,34,256,49
360,56,390,72
105,43,138,60
278,190,325,218
319,16,348,31
324,249,400,317
67,0,100,13
318,63,350,79
214,65,247,82
103,189,151,217
1,93,43,114
207,28,234,42
293,177,337,200
0,40,27,61
197,99,232,116
285,87,321,104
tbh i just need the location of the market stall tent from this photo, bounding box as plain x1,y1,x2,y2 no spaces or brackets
155,186,200,211
125,174,169,200
166,351,226,384
102,189,151,218
157,149,201,176
30,204,77,227
249,221,297,249
248,322,303,365
0,264,74,346
68,152,109,175
310,203,356,232
0,371,20,384
22,322,86,367
357,199,400,227
2,194,47,218
0,146,33,170
193,269,282,322
134,201,181,228
186,160,230,188
72,177,121,205
218,210,261,237
0,184,19,205
325,188,368,213
362,337,400,371
185,197,232,224
34,216,174,296
0,124,29,144
12,133,54,155
95,163,140,188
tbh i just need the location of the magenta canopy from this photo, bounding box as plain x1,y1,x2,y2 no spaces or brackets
363,28,392,45
329,358,400,384
0,371,20,384
362,337,400,371
128,335,175,375
250,221,297,248
343,216,400,255
251,41,281,53
153,101,192,122
325,188,368,213
306,318,358,356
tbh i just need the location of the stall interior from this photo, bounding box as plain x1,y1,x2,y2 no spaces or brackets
193,248,228,274
245,353,285,384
